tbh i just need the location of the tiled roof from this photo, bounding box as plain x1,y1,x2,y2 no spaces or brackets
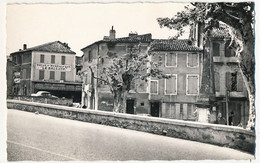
210,28,230,38
151,39,202,52
11,41,76,55
81,34,152,51
109,33,152,43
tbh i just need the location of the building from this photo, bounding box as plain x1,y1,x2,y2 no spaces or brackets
149,39,203,120
81,27,204,121
210,28,249,127
6,58,17,95
81,27,151,111
9,41,82,102
189,22,249,126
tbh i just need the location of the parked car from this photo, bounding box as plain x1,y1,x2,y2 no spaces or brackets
31,91,58,98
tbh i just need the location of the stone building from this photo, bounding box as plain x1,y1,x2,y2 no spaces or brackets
9,41,82,102
6,58,17,95
189,23,249,126
81,27,203,121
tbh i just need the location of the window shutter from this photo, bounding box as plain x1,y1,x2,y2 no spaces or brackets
187,75,198,94
213,43,220,56
237,73,243,92
188,54,193,67
225,41,231,57
215,72,220,91
150,81,157,94
226,72,231,91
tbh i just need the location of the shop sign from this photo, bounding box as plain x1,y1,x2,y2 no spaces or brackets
36,63,71,71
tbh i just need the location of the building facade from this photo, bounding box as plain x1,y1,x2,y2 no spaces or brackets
9,41,82,102
81,27,204,121
210,28,249,127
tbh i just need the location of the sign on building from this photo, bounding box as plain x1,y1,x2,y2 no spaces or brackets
36,63,72,71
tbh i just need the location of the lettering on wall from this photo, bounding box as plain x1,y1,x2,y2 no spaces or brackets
36,63,71,71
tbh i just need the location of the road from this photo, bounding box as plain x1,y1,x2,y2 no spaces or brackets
7,109,254,161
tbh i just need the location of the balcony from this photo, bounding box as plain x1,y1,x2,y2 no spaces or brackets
213,56,238,63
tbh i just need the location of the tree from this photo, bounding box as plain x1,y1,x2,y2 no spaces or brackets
93,43,168,113
157,2,255,130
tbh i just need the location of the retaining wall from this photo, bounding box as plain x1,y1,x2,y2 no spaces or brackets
7,99,255,154
7,95,73,106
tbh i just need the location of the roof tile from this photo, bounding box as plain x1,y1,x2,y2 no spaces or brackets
151,39,202,52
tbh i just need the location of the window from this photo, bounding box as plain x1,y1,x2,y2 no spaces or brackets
17,55,22,64
150,80,158,94
187,53,199,67
12,56,17,63
26,68,31,79
226,72,243,92
50,71,55,80
40,54,45,63
61,56,66,65
164,103,176,118
88,51,93,62
165,74,177,95
61,72,66,81
213,43,220,56
186,75,199,95
187,104,195,119
225,41,235,57
231,73,237,91
165,53,177,67
215,72,220,91
51,55,55,64
39,70,44,80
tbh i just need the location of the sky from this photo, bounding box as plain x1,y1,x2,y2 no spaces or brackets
6,3,190,56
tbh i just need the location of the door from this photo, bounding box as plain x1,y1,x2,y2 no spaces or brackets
126,99,135,114
151,102,160,117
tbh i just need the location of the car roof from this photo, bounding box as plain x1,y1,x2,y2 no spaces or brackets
37,91,50,94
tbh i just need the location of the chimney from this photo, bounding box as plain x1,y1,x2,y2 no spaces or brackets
23,44,27,50
109,26,116,39
129,32,138,37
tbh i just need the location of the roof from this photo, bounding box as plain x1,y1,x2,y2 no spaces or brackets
210,27,230,38
11,41,76,55
81,33,152,51
151,39,202,52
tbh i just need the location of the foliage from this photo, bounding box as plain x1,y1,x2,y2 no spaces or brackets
97,43,169,112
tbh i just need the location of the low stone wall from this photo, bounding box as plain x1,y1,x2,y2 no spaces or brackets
7,95,73,106
7,100,255,154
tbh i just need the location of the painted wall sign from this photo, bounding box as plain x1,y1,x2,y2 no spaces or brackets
36,63,72,71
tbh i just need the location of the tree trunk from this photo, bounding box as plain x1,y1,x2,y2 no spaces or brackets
238,24,255,130
113,89,127,113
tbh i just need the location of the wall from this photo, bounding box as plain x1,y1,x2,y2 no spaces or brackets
7,95,73,106
7,100,255,154
32,51,76,82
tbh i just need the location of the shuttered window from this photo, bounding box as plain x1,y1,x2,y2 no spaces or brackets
164,103,176,119
50,71,55,80
39,70,44,80
215,72,220,91
213,43,220,56
51,55,55,64
150,80,158,94
40,54,45,63
61,56,66,65
165,75,177,95
187,53,199,67
237,73,243,92
26,68,31,79
186,75,199,95
226,72,243,92
165,53,177,67
61,72,66,81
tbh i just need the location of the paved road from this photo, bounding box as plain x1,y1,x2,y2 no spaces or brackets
7,109,254,161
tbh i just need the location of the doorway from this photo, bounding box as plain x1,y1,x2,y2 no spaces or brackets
126,99,135,114
151,102,160,117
